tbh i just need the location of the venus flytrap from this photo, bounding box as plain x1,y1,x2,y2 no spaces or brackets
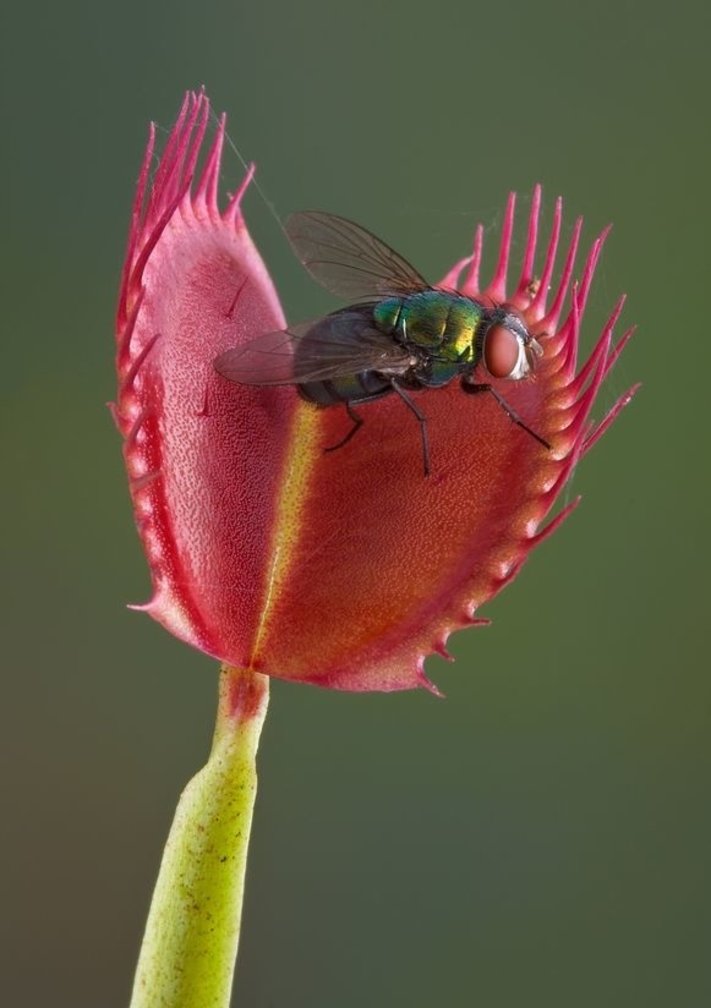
115,90,637,1007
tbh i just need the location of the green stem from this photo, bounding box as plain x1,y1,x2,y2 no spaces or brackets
129,665,269,1008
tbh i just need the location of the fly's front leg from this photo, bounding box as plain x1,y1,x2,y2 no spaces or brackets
461,378,550,450
390,380,431,477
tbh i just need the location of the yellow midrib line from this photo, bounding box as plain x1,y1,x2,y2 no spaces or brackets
248,404,319,668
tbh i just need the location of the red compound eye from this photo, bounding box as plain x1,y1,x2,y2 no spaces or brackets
483,324,522,378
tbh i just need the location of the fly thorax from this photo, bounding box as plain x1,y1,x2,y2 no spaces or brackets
383,290,448,351
373,297,406,336
423,359,463,387
441,297,484,361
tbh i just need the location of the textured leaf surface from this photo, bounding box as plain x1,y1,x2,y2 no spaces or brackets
115,93,637,692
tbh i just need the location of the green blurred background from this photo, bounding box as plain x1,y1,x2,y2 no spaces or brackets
3,0,709,1005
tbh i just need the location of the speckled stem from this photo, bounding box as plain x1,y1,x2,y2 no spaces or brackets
129,666,269,1008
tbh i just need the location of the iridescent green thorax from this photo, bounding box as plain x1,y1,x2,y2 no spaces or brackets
373,290,486,364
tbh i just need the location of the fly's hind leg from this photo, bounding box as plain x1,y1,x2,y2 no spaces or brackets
324,402,364,454
461,379,550,449
390,380,431,477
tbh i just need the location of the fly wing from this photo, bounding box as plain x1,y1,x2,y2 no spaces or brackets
214,310,413,386
285,211,429,301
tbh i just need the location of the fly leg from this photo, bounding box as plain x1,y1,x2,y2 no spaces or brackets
324,402,364,453
461,379,550,450
390,380,431,477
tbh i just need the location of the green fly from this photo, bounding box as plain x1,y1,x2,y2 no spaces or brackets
214,211,549,475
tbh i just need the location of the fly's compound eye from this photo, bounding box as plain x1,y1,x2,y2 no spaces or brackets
483,323,526,379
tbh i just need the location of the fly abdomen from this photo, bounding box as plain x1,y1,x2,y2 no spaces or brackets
300,370,392,406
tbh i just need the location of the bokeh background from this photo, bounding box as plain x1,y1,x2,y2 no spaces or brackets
3,1,709,1005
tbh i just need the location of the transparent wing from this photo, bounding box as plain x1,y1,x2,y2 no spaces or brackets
286,210,428,301
214,310,413,386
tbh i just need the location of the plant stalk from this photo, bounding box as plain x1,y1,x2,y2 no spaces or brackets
129,665,269,1008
